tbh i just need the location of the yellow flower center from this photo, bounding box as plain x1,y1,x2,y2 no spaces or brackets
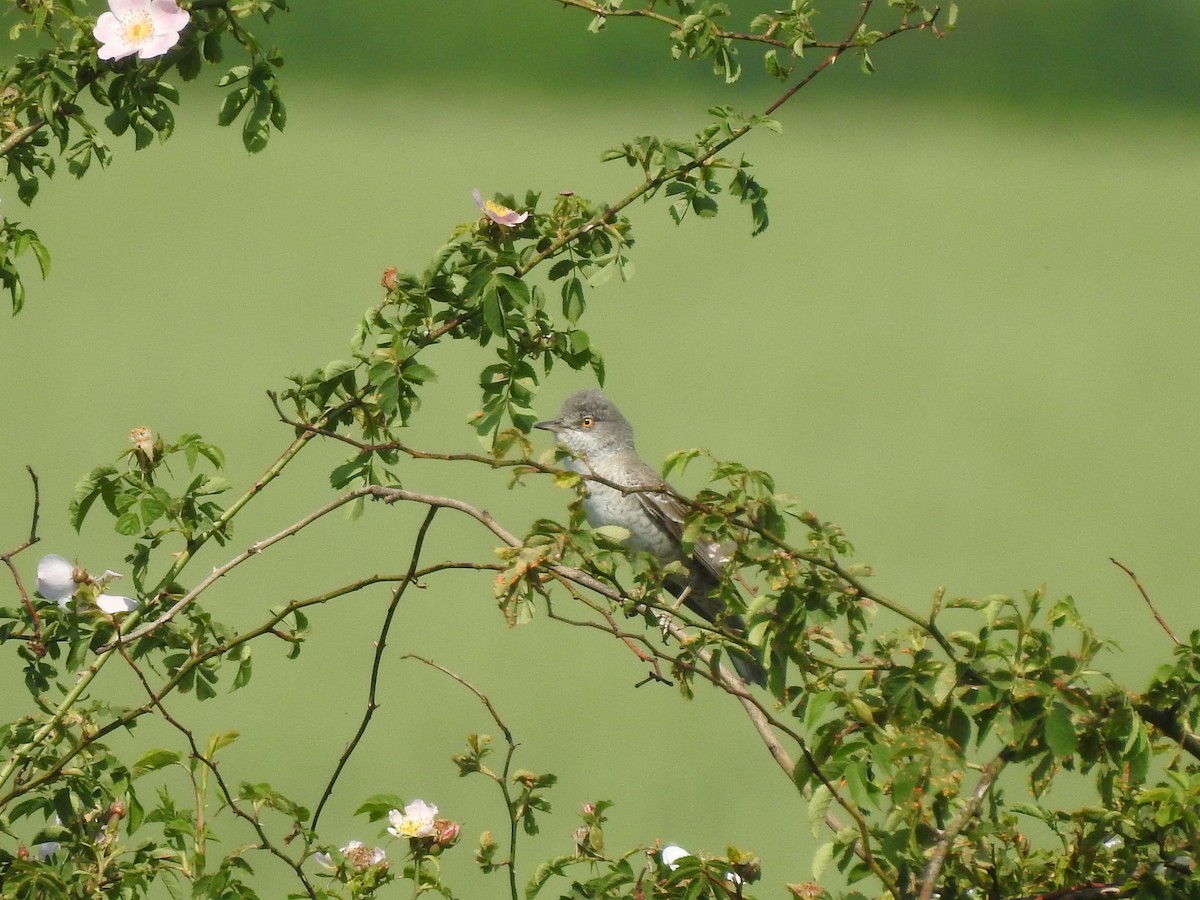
119,12,155,47
485,199,514,217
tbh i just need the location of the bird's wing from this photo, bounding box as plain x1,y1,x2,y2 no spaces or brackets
624,464,730,586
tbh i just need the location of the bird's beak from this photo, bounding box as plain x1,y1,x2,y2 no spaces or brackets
533,417,562,433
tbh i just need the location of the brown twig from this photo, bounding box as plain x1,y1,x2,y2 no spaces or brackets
278,403,962,664
311,506,439,830
112,640,318,898
1110,557,1180,645
0,466,43,650
103,486,375,650
403,654,521,900
917,751,1010,900
1,564,494,810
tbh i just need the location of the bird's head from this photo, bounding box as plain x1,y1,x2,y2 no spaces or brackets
534,389,636,457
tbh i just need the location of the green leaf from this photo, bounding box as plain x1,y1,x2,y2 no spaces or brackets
322,359,354,381
69,464,118,531
526,855,574,899
232,651,253,690
242,90,273,153
482,289,505,337
28,238,50,279
115,511,142,536
562,276,585,323
133,748,182,776
811,841,834,880
493,272,531,306
132,120,154,151
354,793,407,822
807,783,834,838
217,65,251,87
177,42,203,81
1044,703,1079,757
203,30,224,64
591,525,631,544
206,730,240,756
547,259,574,281
217,87,251,127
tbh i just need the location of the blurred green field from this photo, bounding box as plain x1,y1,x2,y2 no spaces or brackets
1,2,1199,895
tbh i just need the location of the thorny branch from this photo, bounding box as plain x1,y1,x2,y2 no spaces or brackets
1,466,42,650
1110,557,1180,646
916,751,1010,900
113,640,318,899
403,655,522,900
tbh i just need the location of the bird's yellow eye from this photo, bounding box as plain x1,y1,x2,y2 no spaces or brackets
580,415,594,428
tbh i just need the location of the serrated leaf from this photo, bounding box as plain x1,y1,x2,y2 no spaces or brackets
217,65,251,87
354,793,408,821
115,511,142,536
69,465,117,530
217,87,251,127
322,359,354,381
133,748,182,776
206,730,239,756
493,272,531,306
811,841,834,880
591,525,631,543
482,289,505,336
807,783,834,838
1044,703,1078,757
562,276,585,323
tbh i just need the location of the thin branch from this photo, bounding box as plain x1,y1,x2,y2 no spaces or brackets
1,563,492,810
1,466,43,649
311,507,440,830
0,119,45,158
917,751,1010,900
277,406,963,663
1110,557,1180,645
403,655,515,745
112,641,318,899
403,655,522,900
653,612,898,897
104,486,373,650
1132,702,1200,761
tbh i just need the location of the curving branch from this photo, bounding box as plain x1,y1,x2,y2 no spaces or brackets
1110,557,1180,646
917,751,1010,900
112,638,319,899
1,466,42,650
311,506,440,830
403,655,522,900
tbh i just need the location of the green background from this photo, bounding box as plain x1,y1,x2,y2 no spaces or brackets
1,1,1197,895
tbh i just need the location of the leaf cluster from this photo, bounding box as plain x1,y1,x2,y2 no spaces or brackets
0,0,289,312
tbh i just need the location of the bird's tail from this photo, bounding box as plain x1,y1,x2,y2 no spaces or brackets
731,655,767,687
724,614,767,687
667,572,767,687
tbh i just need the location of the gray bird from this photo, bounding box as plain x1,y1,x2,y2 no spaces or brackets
534,389,766,686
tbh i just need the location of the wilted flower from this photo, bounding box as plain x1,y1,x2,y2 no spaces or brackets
94,0,190,62
37,554,81,605
36,554,138,615
129,425,154,453
387,800,438,839
432,818,460,851
342,841,387,870
473,189,528,227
